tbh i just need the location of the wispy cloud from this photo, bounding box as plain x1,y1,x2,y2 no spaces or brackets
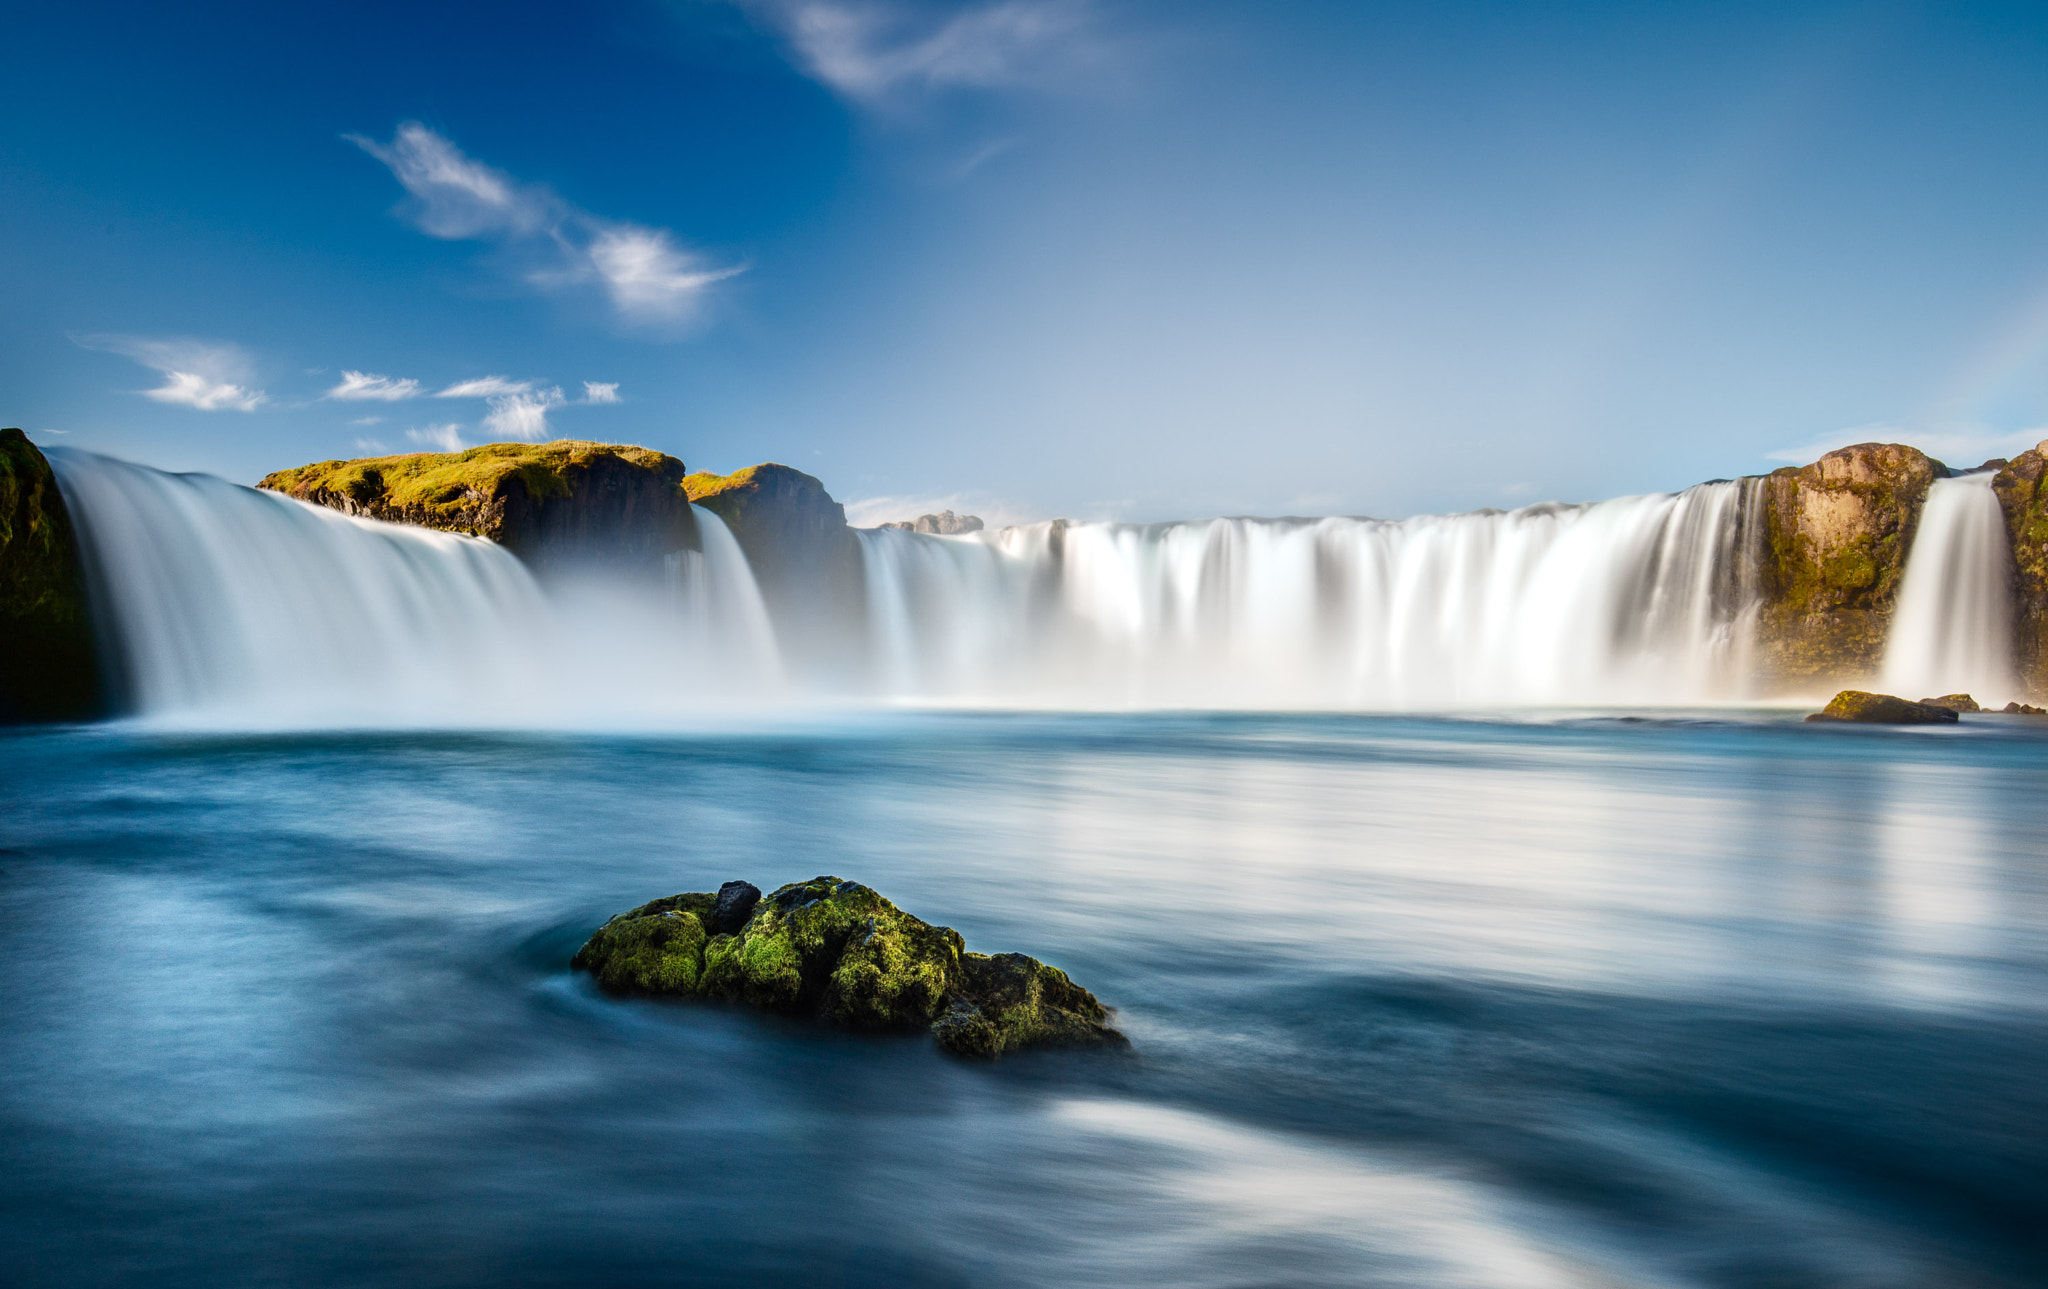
76,334,268,412
349,123,741,324
582,381,621,404
1765,423,2048,468
735,0,1101,104
325,369,422,401
435,375,533,399
349,415,386,426
407,423,467,452
481,389,565,441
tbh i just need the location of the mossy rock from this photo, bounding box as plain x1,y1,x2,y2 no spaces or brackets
1993,442,2048,697
1804,690,1960,724
259,439,698,578
1918,693,1980,712
0,428,103,722
573,877,1128,1059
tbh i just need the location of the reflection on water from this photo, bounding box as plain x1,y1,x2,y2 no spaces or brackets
1,712,2044,1287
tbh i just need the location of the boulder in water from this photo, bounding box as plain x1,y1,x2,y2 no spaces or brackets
1918,693,1980,712
1805,690,1960,724
0,429,102,722
573,876,1128,1058
2003,700,2047,716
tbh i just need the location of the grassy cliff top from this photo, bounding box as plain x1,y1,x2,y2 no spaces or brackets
683,462,823,502
261,440,683,516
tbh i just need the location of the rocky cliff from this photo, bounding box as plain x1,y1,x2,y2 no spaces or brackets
259,440,698,579
1751,442,1949,688
1991,440,2048,694
684,463,866,667
0,429,102,722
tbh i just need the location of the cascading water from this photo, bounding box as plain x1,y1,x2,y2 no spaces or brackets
1880,471,2016,702
49,450,779,726
856,479,1770,708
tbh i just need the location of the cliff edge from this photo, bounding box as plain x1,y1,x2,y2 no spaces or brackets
0,429,102,722
259,440,699,579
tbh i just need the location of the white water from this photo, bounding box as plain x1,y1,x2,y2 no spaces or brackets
858,481,1769,707
49,450,779,725
1881,471,2017,703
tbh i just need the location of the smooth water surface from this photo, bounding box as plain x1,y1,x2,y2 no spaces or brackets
3,712,2045,1287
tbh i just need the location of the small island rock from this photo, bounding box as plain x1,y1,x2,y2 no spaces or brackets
1918,693,1980,712
573,876,1127,1059
2004,700,2047,716
1805,690,1960,724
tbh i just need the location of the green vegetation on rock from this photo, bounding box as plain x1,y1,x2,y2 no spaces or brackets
1992,442,2048,695
1753,443,1947,687
1804,690,1960,724
572,876,1127,1059
260,439,698,576
0,429,102,722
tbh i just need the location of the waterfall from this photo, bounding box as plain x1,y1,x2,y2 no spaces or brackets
855,479,1768,708
49,450,779,725
1880,471,2016,702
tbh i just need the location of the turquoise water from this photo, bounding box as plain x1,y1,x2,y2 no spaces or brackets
2,711,2044,1287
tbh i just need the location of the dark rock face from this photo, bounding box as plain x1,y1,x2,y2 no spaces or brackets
684,464,866,669
1754,444,1948,688
711,880,761,934
259,440,700,580
1992,442,2048,696
2005,701,2047,716
880,511,984,535
1805,690,1960,724
0,429,102,722
572,875,1127,1059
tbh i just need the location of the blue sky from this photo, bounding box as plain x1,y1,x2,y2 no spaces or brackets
8,0,2048,523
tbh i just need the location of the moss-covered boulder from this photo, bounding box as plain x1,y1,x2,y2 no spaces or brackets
0,429,102,722
1804,690,1960,724
259,440,698,579
2004,700,2047,716
1992,441,2048,697
684,464,866,669
1917,693,1980,712
1754,443,1948,688
573,876,1127,1059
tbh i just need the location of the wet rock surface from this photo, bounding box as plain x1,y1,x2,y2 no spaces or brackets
2004,700,2048,716
573,876,1127,1059
1918,693,1981,712
1805,690,1961,724
0,428,102,722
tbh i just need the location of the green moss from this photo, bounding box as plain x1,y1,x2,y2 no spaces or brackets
1804,690,1959,724
572,876,1125,1059
0,428,102,722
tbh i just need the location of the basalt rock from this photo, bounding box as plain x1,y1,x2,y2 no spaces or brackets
573,876,1128,1059
1754,444,1948,688
880,510,984,536
1804,690,1960,724
0,429,102,722
1992,441,2048,695
1918,694,1980,712
259,440,699,580
684,465,866,670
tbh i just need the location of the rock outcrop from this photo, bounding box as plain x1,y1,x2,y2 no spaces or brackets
1992,441,2048,695
0,429,102,722
684,464,865,665
1754,443,1949,687
880,510,984,535
573,876,1127,1059
1918,693,1980,712
259,441,699,580
1804,690,1960,724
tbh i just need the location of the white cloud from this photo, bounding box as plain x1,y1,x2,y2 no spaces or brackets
406,423,467,452
76,334,268,412
481,388,565,441
350,415,386,426
1765,423,2048,469
354,436,389,453
351,123,739,326
436,375,534,399
325,369,422,401
738,0,1099,103
582,381,621,404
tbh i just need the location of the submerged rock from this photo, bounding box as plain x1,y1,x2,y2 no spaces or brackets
0,428,102,722
1918,693,1980,712
1805,690,1960,724
573,876,1127,1058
